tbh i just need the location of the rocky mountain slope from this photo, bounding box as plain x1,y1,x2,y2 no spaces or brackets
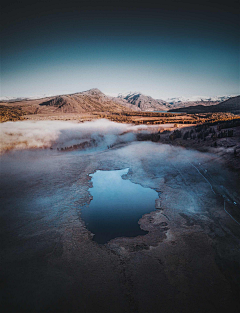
37,88,134,113
116,92,169,111
168,96,240,114
0,89,133,115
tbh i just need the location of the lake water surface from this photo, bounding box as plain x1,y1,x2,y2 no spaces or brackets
81,168,158,244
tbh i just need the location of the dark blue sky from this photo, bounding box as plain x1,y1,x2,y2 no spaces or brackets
1,0,239,98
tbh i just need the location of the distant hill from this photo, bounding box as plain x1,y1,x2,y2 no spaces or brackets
165,100,220,109
168,96,240,114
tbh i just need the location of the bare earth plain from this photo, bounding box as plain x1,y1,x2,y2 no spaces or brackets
0,93,240,313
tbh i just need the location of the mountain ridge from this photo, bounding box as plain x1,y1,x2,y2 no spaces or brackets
1,88,239,114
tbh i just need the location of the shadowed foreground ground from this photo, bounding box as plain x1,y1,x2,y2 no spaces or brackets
1,142,240,313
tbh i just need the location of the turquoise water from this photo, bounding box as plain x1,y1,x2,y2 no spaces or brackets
80,168,158,244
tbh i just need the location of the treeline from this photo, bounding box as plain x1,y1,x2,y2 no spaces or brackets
217,119,240,130
194,117,240,130
123,112,178,117
169,119,238,142
137,132,161,142
169,129,182,140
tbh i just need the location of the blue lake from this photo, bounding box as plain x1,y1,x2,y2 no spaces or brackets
80,168,158,244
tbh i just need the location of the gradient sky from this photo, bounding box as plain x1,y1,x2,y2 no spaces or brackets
1,0,239,99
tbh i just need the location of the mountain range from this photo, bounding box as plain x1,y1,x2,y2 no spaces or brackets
0,89,239,114
166,95,232,103
115,93,234,111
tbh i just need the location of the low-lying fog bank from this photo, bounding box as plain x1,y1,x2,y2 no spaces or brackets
0,119,177,154
0,119,130,153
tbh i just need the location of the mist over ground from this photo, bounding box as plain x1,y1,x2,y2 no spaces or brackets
0,119,145,153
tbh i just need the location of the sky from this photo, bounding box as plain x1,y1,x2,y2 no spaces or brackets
1,0,239,99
